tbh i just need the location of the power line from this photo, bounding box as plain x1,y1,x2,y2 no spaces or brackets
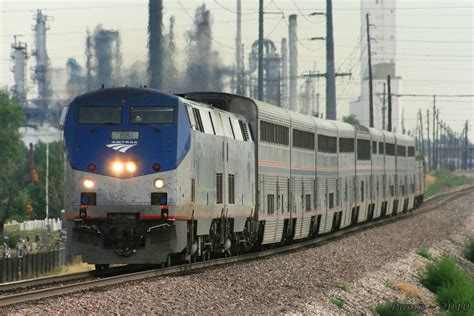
395,94,474,98
290,0,324,24
376,24,473,30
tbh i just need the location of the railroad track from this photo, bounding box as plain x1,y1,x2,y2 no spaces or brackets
1,185,472,308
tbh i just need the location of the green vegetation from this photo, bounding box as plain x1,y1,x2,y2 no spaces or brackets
330,298,345,309
3,224,60,250
375,301,419,316
335,283,347,291
464,237,474,263
416,247,433,260
342,114,360,126
0,90,64,247
0,91,26,226
419,256,474,315
425,170,471,198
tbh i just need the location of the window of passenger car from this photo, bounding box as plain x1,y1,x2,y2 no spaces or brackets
293,129,315,150
260,121,289,146
78,106,122,124
339,138,354,153
130,106,174,124
317,134,337,153
357,139,371,160
397,145,406,157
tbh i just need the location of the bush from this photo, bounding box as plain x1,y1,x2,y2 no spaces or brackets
419,256,474,315
464,238,474,263
6,234,19,249
419,256,466,293
375,301,418,316
437,280,474,308
416,247,433,260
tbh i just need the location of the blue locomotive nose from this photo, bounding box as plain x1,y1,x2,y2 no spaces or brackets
63,88,191,178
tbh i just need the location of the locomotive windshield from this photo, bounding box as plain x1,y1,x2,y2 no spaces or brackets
78,106,122,124
130,106,174,124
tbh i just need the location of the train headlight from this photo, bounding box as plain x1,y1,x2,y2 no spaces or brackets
112,161,124,173
153,178,165,189
82,178,95,189
126,161,137,173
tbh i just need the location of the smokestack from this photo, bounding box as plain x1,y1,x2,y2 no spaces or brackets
264,41,280,106
185,5,223,92
148,0,164,90
85,29,93,91
281,38,288,109
288,14,298,112
93,25,120,88
235,0,243,95
11,36,28,104
33,9,52,109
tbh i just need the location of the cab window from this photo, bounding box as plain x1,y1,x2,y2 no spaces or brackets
78,106,122,124
130,106,174,124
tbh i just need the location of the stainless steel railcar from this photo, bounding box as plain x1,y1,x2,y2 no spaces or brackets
63,88,424,269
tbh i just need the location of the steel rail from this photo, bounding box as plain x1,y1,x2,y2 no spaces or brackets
0,271,94,293
1,185,472,308
0,263,158,293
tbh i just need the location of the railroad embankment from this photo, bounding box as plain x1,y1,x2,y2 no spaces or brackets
4,188,473,314
425,170,472,197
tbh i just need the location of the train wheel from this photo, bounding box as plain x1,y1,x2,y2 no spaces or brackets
95,264,110,271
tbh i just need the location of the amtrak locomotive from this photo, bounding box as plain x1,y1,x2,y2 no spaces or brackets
63,87,424,269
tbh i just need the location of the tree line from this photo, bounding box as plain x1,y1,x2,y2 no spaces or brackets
0,90,64,231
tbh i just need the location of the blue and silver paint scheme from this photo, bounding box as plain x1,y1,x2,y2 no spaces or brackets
63,88,191,264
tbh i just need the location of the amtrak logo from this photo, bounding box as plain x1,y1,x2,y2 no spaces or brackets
106,141,138,153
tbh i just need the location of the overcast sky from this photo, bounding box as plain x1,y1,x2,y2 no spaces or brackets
1,0,472,140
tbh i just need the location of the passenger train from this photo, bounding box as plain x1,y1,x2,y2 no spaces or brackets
63,87,425,269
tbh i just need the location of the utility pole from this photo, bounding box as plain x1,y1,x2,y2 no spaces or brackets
427,109,431,171
325,0,337,120
463,120,469,170
235,0,243,95
401,108,406,134
257,0,264,101
387,75,392,132
45,143,49,220
419,109,425,158
366,13,374,127
436,110,440,170
432,96,436,170
441,122,446,169
382,83,386,130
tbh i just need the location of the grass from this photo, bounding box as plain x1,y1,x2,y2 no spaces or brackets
418,256,474,315
375,301,419,316
416,247,433,260
464,237,474,263
330,298,345,309
425,170,471,198
45,256,94,276
393,281,423,299
335,283,347,291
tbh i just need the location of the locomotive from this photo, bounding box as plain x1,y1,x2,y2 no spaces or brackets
63,87,424,269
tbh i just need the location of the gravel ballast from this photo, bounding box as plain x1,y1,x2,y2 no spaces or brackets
3,191,474,314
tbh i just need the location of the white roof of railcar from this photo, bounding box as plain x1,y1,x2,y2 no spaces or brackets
369,127,385,141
